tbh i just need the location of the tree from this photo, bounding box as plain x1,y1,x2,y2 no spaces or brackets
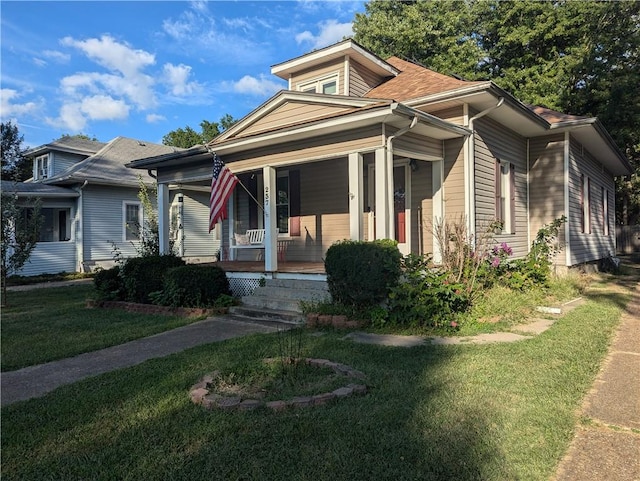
1,191,42,305
162,116,237,148
353,0,640,224
1,121,31,181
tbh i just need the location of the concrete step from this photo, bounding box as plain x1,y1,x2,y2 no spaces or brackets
266,278,329,291
240,295,304,313
249,286,330,302
228,306,303,325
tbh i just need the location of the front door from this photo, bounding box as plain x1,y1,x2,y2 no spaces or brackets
368,161,411,255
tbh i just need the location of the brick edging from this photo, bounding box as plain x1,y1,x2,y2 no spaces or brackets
86,300,226,318
190,358,367,412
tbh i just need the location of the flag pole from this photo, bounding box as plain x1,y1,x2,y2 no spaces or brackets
205,146,264,213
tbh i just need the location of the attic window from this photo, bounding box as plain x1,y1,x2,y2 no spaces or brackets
35,154,50,180
298,74,339,95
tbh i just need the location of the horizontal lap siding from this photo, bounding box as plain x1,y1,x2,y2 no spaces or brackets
443,137,465,218
412,162,433,255
428,107,464,125
288,159,350,261
474,117,528,257
529,135,567,265
51,152,86,177
83,185,144,263
291,59,344,92
350,61,386,97
568,137,616,264
16,242,76,276
175,191,220,259
395,133,443,159
239,103,352,137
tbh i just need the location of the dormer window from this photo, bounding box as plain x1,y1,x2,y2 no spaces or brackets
35,154,50,180
298,74,339,95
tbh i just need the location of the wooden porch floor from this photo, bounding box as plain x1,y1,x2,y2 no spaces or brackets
204,261,326,274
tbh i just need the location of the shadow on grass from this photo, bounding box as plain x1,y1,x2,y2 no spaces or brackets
0,332,506,481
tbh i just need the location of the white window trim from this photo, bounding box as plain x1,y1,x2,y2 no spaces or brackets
581,174,591,234
297,73,339,94
34,154,50,180
122,201,143,242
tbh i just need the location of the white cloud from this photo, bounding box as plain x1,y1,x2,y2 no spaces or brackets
60,35,155,77
0,89,43,118
33,57,47,67
225,74,284,96
296,19,353,49
163,63,202,96
43,50,71,63
146,113,166,123
80,95,129,121
48,103,86,131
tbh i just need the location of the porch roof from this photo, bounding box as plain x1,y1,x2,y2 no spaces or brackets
0,180,79,198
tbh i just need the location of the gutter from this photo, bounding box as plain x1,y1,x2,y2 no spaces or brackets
466,97,504,241
73,180,88,272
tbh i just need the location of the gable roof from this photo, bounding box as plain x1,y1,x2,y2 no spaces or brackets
529,106,588,123
24,136,107,158
365,57,486,101
0,180,79,198
45,137,183,187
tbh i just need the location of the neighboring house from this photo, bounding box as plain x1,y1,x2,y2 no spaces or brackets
128,39,632,274
1,136,215,276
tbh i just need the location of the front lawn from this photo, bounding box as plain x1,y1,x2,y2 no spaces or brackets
1,282,629,481
1,285,205,371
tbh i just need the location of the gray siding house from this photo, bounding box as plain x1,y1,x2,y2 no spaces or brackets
128,39,631,275
2,136,218,276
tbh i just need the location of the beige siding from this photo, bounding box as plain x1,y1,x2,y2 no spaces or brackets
395,132,443,159
290,59,344,94
528,135,567,265
238,102,353,138
443,137,465,218
474,116,529,257
568,136,616,264
412,161,434,255
286,158,350,262
426,106,465,125
350,61,387,97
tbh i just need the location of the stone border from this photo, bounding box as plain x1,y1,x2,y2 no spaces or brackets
86,299,226,318
189,358,367,412
305,313,364,329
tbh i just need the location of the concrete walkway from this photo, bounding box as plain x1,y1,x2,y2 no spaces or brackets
1,316,289,406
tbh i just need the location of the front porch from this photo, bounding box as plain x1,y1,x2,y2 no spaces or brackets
213,260,325,275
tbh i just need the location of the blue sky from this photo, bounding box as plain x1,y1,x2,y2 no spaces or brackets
1,0,366,148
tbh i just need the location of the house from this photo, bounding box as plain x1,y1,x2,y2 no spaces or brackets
128,39,632,283
1,136,217,277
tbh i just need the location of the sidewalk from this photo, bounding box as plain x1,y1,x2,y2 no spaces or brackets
553,281,640,481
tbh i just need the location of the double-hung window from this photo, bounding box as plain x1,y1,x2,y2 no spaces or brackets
580,174,591,234
495,160,515,234
602,186,609,236
123,201,142,241
35,154,50,180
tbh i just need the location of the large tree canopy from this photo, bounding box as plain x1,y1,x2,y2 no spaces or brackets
162,115,237,149
354,0,640,224
1,121,31,182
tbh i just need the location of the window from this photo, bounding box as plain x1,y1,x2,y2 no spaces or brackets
23,207,71,242
123,202,142,241
34,154,50,180
495,160,515,234
276,172,289,235
602,187,609,236
581,174,591,234
298,74,339,95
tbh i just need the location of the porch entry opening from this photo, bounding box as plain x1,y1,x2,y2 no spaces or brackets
22,207,71,242
368,162,410,255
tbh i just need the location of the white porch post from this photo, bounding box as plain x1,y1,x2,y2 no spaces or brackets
348,152,363,240
432,160,444,264
157,183,170,255
227,195,236,261
263,165,278,272
374,147,389,239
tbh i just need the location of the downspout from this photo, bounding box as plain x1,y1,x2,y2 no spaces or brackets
73,180,89,272
386,113,419,240
466,97,504,242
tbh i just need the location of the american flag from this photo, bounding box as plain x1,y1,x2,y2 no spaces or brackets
209,153,238,232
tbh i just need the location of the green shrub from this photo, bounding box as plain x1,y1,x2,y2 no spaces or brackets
324,239,402,307
93,266,124,300
152,264,231,308
121,255,185,303
388,254,469,328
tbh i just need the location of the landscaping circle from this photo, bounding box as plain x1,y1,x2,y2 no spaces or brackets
189,358,367,412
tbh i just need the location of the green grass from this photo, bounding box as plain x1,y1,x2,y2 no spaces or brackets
1,285,205,371
1,279,630,481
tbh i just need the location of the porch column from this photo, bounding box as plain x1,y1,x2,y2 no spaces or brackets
348,152,363,240
432,160,444,263
374,147,389,239
227,195,236,261
263,165,278,272
157,183,170,255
